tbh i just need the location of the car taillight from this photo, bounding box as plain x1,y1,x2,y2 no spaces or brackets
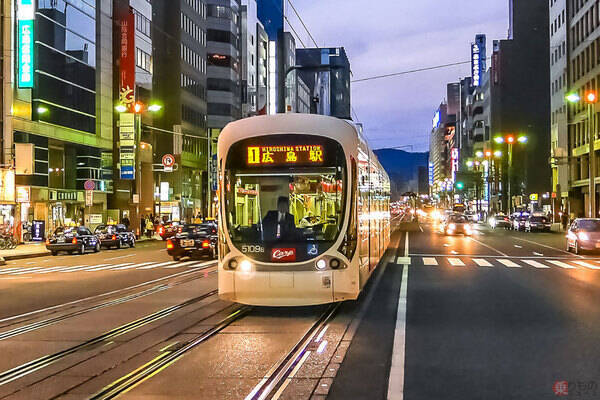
202,240,210,248
72,237,77,244
112,235,117,241
158,226,164,234
45,239,50,245
166,239,174,249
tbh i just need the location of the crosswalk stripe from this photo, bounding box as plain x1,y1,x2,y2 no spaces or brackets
447,258,465,266
573,260,600,270
522,260,551,269
498,259,521,268
473,258,493,267
80,264,113,271
548,260,577,269
0,268,30,275
138,261,177,269
164,260,204,268
112,262,155,270
106,263,136,270
422,257,438,266
37,266,72,273
11,267,48,275
60,265,96,272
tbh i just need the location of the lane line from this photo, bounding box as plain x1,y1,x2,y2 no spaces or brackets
422,257,438,266
473,258,493,267
511,236,583,258
447,258,465,267
548,260,577,269
467,236,509,257
498,259,522,268
388,232,409,400
112,262,155,270
104,254,136,261
138,261,177,269
572,260,600,270
522,260,551,269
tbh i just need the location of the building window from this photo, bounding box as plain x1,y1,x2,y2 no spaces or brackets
134,10,151,37
136,48,152,72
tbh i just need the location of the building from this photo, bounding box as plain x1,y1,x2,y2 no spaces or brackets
152,0,209,221
295,47,351,119
6,0,114,237
490,0,551,211
429,104,450,201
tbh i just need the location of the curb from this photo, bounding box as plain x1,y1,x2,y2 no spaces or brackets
2,251,52,261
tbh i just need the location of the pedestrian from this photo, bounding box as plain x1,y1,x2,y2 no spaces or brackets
561,212,568,231
146,218,154,238
122,215,130,228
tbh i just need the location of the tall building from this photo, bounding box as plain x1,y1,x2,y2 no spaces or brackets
490,0,550,211
295,47,351,119
549,0,568,216
6,0,114,235
152,0,209,221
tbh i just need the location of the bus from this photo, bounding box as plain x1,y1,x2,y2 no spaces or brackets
217,113,390,306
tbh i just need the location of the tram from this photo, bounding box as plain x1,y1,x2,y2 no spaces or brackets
217,113,390,306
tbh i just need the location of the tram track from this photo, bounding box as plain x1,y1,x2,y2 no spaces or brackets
0,261,217,331
0,289,222,390
245,303,341,400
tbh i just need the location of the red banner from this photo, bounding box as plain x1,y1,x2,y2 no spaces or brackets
118,8,135,107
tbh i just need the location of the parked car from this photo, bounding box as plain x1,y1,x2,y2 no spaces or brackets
566,218,600,254
46,226,100,256
511,212,529,231
440,213,473,236
166,223,218,261
94,224,136,249
525,215,552,232
157,221,180,240
489,213,511,229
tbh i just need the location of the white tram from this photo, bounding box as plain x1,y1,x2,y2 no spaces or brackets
217,113,390,306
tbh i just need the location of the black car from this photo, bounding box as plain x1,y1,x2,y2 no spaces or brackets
46,226,100,256
166,223,218,261
525,215,552,232
94,224,136,249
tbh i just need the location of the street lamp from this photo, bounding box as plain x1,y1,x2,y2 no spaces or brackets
491,134,528,213
566,91,598,217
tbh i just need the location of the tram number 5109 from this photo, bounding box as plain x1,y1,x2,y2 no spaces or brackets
242,245,265,253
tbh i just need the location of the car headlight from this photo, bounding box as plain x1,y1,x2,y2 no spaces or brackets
448,223,456,230
578,232,590,241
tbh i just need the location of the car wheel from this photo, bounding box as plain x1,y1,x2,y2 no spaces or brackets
575,241,580,255
566,241,571,252
94,242,100,253
117,240,122,249
51,251,57,256
79,243,85,255
173,255,180,261
130,238,135,248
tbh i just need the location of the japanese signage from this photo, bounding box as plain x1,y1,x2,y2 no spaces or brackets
89,214,103,224
32,220,45,241
85,190,93,206
17,0,35,88
471,34,486,87
0,170,15,202
119,113,135,180
451,148,459,182
428,163,434,186
16,186,30,203
246,145,324,166
117,5,135,108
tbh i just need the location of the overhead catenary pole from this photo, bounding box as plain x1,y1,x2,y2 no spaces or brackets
589,102,596,218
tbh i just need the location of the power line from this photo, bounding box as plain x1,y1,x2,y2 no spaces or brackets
286,0,319,48
352,60,474,83
284,17,307,48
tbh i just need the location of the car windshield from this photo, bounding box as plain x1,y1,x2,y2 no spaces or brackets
449,215,467,223
54,227,74,235
531,216,547,222
95,225,116,234
578,220,600,231
224,135,347,262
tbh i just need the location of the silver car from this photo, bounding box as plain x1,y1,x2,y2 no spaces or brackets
566,218,600,254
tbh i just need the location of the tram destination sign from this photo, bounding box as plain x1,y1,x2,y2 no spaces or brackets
246,145,324,166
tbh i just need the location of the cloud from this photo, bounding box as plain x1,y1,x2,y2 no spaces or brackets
287,0,509,151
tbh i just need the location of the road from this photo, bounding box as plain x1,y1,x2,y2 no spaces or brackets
2,223,600,399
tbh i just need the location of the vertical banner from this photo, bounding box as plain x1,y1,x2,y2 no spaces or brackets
17,0,35,88
116,3,135,108
119,113,135,179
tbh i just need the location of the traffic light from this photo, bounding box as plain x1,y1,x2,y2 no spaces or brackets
456,181,465,190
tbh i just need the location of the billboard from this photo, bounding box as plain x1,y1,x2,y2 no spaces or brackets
116,3,135,108
17,0,35,88
471,34,486,87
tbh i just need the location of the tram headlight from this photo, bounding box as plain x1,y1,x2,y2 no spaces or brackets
228,259,238,270
316,259,327,270
239,259,253,272
330,258,341,269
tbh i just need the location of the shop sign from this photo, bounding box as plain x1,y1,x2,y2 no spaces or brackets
0,169,15,202
16,186,30,203
120,113,135,180
160,182,169,201
32,220,45,241
116,6,135,108
529,193,539,201
132,194,139,204
171,206,180,222
89,214,103,224
85,190,93,206
17,0,35,89
159,204,172,214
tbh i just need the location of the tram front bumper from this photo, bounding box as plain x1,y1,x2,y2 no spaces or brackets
218,269,358,306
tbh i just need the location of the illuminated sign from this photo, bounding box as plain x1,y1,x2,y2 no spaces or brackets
16,186,30,203
471,34,486,87
0,170,15,202
432,110,440,129
246,145,324,166
451,148,459,182
17,0,35,88
428,162,434,185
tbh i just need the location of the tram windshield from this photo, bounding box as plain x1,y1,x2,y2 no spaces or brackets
224,135,346,262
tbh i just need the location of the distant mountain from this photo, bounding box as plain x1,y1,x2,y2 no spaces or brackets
373,149,429,199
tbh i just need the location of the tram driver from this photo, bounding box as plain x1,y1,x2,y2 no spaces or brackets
262,196,300,242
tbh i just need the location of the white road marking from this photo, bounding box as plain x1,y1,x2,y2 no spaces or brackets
473,258,493,267
395,257,411,265
533,252,544,256
165,260,209,268
138,261,177,269
112,262,155,270
388,232,409,400
422,257,438,266
443,243,450,247
80,264,113,271
512,236,582,258
573,260,600,270
448,258,465,267
60,265,95,273
514,245,523,248
498,259,521,268
450,250,458,255
467,236,509,257
522,260,550,269
104,254,136,261
11,268,48,275
548,260,577,269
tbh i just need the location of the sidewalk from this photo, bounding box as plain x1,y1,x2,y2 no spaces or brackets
0,236,159,264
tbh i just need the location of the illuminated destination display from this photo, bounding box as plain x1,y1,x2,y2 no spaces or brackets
17,0,35,88
247,145,324,166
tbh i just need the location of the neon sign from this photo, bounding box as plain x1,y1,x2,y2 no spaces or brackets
247,145,324,166
17,0,35,88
